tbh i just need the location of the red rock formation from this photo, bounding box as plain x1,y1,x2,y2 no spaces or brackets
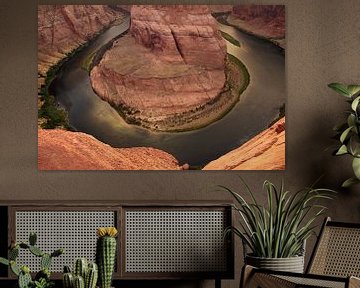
38,129,180,170
203,117,285,170
38,5,123,76
130,5,226,69
209,5,233,14
90,5,227,131
228,5,285,47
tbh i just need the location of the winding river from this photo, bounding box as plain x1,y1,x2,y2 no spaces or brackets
51,15,285,167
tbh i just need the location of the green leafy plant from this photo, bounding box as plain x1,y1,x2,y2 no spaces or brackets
33,278,54,288
222,180,334,258
328,83,360,187
0,232,63,288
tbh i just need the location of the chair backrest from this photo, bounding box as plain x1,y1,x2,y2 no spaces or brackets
307,217,360,277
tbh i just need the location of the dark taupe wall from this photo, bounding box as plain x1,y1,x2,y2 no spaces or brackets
0,0,359,287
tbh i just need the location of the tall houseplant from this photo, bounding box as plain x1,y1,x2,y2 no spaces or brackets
328,83,360,187
222,180,334,272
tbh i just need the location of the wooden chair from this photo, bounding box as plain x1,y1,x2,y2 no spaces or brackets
241,217,360,288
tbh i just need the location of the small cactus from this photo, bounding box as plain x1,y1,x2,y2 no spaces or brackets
0,232,63,288
96,227,118,288
63,260,98,288
41,253,52,270
10,260,20,276
74,258,88,279
18,269,32,288
74,275,85,288
29,246,44,257
51,248,64,257
9,246,19,260
29,233,37,246
63,272,74,288
85,263,98,288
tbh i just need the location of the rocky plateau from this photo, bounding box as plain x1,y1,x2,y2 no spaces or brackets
38,129,180,170
90,5,230,131
203,117,285,170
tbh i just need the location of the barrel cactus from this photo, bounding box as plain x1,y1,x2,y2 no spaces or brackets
96,227,118,288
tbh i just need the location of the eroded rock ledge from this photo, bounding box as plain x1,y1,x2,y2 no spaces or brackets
90,5,238,132
38,5,124,78
225,5,285,49
38,129,180,170
203,117,285,170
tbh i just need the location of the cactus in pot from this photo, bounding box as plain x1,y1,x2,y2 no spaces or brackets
62,260,98,288
96,227,118,288
0,232,64,288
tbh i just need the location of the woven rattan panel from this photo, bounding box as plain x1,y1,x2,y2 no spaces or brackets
15,211,115,272
277,275,345,288
125,210,227,273
310,226,360,277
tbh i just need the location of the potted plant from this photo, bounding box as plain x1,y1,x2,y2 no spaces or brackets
0,232,64,288
328,83,360,187
222,179,334,273
62,258,98,288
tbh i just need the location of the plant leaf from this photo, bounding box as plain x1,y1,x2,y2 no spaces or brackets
0,257,9,266
351,96,360,111
348,135,360,157
336,145,348,155
340,126,353,143
347,114,357,130
342,177,360,188
328,83,351,97
347,85,360,97
352,157,360,179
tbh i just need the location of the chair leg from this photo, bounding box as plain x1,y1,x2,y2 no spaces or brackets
240,265,255,288
215,278,221,288
240,265,296,288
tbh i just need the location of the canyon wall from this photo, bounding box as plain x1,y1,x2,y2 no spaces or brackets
90,5,229,131
38,5,123,77
227,5,285,48
203,118,285,170
38,129,180,170
129,5,227,69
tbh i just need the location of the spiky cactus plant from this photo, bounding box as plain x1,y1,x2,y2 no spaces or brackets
63,266,74,288
96,227,118,288
74,258,88,280
19,266,32,288
63,260,98,288
0,232,64,288
85,262,98,288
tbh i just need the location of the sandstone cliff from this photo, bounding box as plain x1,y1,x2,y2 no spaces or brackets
203,117,285,170
90,5,230,132
38,5,124,77
38,129,180,170
227,5,285,48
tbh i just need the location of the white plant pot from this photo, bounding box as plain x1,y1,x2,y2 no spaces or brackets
245,254,305,273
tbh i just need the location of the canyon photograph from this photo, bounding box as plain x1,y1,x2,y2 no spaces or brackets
37,5,286,170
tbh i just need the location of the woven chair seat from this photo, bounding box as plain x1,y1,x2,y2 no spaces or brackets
241,218,360,288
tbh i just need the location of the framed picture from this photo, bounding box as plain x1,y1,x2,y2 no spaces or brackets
37,5,285,171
